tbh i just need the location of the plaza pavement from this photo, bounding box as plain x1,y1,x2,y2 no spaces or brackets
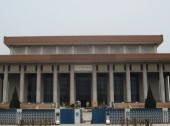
57,124,170,126
1,124,170,126
53,124,170,126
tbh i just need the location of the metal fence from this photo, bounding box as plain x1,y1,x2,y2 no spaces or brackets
168,108,170,123
22,109,55,125
92,108,170,124
1,108,170,124
0,109,17,125
129,108,163,124
109,109,125,124
0,108,82,125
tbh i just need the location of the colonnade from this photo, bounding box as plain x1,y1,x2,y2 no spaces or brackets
0,64,169,107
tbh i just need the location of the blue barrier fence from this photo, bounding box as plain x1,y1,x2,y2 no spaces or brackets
168,108,170,122
91,108,105,123
91,108,124,124
60,109,74,124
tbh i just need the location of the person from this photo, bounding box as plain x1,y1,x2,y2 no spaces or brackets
76,100,81,108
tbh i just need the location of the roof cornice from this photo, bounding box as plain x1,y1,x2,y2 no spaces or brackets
4,35,163,47
0,54,170,63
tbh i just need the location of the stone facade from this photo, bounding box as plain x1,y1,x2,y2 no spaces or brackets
0,63,169,105
10,45,157,55
0,35,170,107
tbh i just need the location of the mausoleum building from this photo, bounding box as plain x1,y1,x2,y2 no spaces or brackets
0,35,170,107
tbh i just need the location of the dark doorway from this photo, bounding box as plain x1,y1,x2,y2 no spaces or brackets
59,73,70,106
27,74,36,103
75,73,92,107
0,74,3,102
43,74,53,103
97,73,108,106
164,72,170,102
114,73,124,102
131,73,139,102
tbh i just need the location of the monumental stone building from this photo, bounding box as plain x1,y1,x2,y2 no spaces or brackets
0,35,170,107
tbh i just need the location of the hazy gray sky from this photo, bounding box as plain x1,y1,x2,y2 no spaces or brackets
0,0,170,54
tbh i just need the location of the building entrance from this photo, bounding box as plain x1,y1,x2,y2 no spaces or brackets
97,73,108,106
75,73,92,107
114,73,124,102
43,74,53,103
0,74,3,102
59,73,70,106
27,74,36,103
131,73,139,102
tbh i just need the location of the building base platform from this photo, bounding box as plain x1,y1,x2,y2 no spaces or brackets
1,102,170,109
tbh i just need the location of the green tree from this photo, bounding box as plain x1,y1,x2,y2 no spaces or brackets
145,84,156,108
9,87,20,108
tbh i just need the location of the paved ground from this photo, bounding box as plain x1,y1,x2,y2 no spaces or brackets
59,124,170,126
1,122,169,125
56,123,168,126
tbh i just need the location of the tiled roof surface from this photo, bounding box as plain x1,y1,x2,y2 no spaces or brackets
4,35,163,46
0,54,170,63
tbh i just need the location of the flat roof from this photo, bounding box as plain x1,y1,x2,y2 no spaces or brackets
0,54,170,63
4,35,163,46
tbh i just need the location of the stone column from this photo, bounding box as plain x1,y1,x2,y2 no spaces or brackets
159,64,165,102
123,45,126,54
154,46,157,53
126,64,131,102
36,65,41,103
92,64,97,107
70,65,75,105
53,65,58,104
139,45,142,53
41,76,44,102
142,64,148,101
20,65,25,102
108,45,111,54
109,64,114,104
165,76,170,102
92,45,95,54
3,65,8,103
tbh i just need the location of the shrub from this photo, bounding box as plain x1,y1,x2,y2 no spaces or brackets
145,84,156,108
9,87,20,108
